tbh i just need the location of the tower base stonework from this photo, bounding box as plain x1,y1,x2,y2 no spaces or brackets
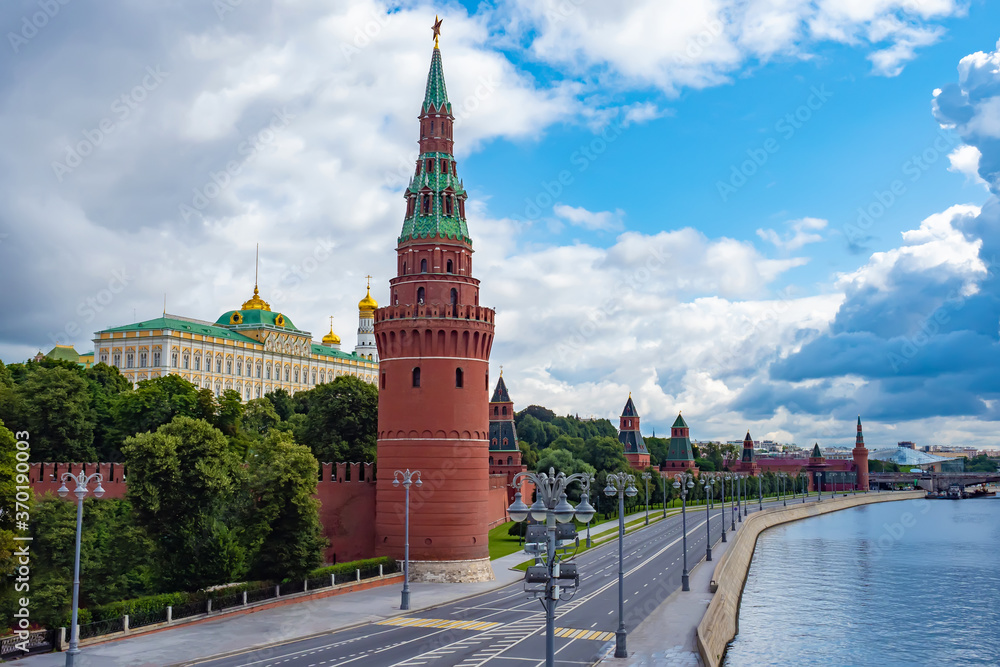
408,558,495,583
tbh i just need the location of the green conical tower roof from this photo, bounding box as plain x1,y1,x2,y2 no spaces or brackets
811,443,822,458
422,47,451,114
672,413,689,429
398,44,472,246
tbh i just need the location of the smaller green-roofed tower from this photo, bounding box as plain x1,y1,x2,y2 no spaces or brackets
663,412,697,472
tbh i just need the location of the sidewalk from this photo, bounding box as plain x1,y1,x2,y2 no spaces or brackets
17,509,662,667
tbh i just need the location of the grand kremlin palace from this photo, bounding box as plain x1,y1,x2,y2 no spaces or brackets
90,282,380,397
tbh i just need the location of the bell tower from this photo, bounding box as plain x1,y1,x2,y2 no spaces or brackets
374,21,496,583
852,416,869,491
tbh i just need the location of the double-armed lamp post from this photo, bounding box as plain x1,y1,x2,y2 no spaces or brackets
58,471,105,667
699,475,716,562
393,469,422,611
507,469,595,667
672,473,695,591
641,472,652,525
604,472,638,658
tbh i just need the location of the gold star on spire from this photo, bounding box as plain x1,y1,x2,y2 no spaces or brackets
432,15,443,48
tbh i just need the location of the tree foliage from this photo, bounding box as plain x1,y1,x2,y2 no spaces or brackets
293,376,378,463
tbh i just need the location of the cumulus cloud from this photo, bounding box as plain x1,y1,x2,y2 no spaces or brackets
757,217,827,252
553,204,625,231
948,144,988,186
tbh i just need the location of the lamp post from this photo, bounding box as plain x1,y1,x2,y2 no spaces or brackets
742,474,748,518
779,472,787,507
393,469,422,611
604,472,638,658
736,474,743,523
728,474,736,532
508,468,594,667
699,475,716,562
672,473,695,591
661,473,667,519
756,474,763,512
815,471,822,501
719,473,728,543
641,472,652,525
57,471,105,667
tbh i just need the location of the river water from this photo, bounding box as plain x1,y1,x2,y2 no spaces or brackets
724,496,1000,666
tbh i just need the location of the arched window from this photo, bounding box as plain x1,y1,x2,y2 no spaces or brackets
256,362,262,378
412,367,421,388
236,360,242,376
422,194,431,214
417,287,425,304
447,259,453,273
139,352,147,368
492,439,497,447
217,357,222,373
489,456,494,465
381,373,386,389
311,370,317,384
294,368,300,383
227,360,233,374
420,258,427,273
403,262,407,275
456,367,464,388
444,195,453,216
183,354,190,369
255,386,261,398
113,352,121,367
265,364,271,380
503,438,509,446
126,353,134,368
284,367,290,382
502,406,507,416
194,355,200,371
494,406,498,416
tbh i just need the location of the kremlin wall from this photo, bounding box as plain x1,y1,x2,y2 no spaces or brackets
28,39,869,581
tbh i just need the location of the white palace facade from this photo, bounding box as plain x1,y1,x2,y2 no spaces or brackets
92,282,379,399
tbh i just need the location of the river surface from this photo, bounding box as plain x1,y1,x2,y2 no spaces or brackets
724,496,1000,666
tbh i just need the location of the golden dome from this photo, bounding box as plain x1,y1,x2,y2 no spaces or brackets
358,277,378,313
322,316,341,346
241,285,271,311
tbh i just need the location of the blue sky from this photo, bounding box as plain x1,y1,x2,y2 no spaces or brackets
1,0,998,449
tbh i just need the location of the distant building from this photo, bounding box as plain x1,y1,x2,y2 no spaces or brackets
34,344,93,368
618,394,651,470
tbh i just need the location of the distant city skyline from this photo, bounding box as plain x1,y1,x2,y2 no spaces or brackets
2,1,999,447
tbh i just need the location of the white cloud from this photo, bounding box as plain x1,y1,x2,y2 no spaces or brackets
948,144,988,186
757,217,827,252
553,204,625,231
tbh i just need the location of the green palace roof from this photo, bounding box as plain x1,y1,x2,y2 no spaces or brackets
44,344,82,363
98,317,260,344
216,309,301,331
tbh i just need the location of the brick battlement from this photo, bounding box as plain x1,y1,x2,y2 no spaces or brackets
375,304,495,324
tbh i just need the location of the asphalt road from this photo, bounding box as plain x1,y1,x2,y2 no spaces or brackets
190,495,803,667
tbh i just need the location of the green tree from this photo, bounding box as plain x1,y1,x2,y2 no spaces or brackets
17,366,96,461
122,416,248,590
294,377,377,462
519,441,539,469
241,398,281,437
0,359,11,387
114,375,203,437
265,388,296,421
215,389,243,437
582,436,629,472
245,432,326,580
84,363,132,460
536,448,595,478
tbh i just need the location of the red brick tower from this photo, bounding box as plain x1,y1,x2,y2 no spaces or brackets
618,394,650,469
489,372,526,504
852,416,869,491
740,430,760,475
374,32,496,583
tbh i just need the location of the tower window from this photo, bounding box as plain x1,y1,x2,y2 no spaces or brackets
412,367,421,388
452,162,457,176
403,262,407,275
425,159,433,173
417,287,425,304
444,196,453,216
441,159,448,173
430,120,435,134
456,367,464,388
494,406,498,416
381,373,386,389
447,259,453,273
502,406,507,416
420,259,427,273
422,194,431,215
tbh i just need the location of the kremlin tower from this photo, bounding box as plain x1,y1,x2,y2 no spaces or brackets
662,412,697,472
618,394,650,469
489,372,526,504
355,277,378,360
374,22,496,582
853,416,869,491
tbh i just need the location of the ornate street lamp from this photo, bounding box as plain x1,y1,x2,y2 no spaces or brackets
736,474,743,523
672,473,695,591
756,474,763,512
727,473,736,532
57,471,105,667
779,472,787,507
508,468,594,667
604,472,638,658
699,474,716,561
641,472,652,526
392,469,422,611
660,473,668,519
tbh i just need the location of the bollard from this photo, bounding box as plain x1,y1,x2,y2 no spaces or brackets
331,573,336,587
59,627,66,651
166,606,172,623
379,564,383,577
275,584,281,598
207,599,212,613
304,578,309,592
356,568,360,582
124,614,130,632
242,591,247,606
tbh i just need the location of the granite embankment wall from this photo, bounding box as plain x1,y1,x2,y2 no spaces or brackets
696,490,925,667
